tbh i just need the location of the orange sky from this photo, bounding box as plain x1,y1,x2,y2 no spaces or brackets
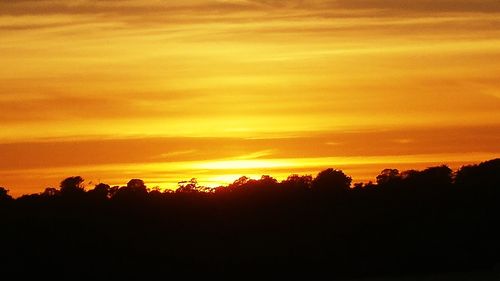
1,0,499,196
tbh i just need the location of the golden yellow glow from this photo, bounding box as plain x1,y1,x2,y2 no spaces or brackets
196,160,289,170
0,1,499,195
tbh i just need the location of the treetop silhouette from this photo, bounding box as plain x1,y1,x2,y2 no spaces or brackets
1,158,499,279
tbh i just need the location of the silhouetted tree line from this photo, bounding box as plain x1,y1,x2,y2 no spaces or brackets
1,159,499,280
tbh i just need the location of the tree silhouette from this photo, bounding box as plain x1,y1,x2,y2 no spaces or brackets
227,176,250,191
60,176,85,197
420,165,453,186
376,168,400,186
127,178,147,190
176,178,200,193
112,179,148,201
0,187,12,201
455,158,500,190
399,165,453,190
312,168,352,193
41,187,60,197
281,174,313,191
87,183,110,200
258,175,278,188
1,159,500,279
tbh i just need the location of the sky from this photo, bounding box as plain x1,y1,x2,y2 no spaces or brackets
1,0,499,196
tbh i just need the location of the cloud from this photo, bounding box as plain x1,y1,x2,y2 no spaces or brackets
1,125,498,170
0,94,141,123
0,1,262,16
332,0,500,14
2,0,499,18
0,0,497,39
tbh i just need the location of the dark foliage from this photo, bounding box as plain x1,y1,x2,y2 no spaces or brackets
1,159,499,279
312,168,352,193
59,176,85,197
0,187,12,201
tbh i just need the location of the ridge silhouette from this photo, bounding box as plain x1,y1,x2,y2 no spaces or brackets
0,158,499,279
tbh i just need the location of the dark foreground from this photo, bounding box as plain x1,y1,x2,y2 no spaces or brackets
1,159,499,279
348,271,500,281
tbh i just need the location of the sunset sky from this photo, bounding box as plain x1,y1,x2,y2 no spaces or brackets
1,0,499,196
